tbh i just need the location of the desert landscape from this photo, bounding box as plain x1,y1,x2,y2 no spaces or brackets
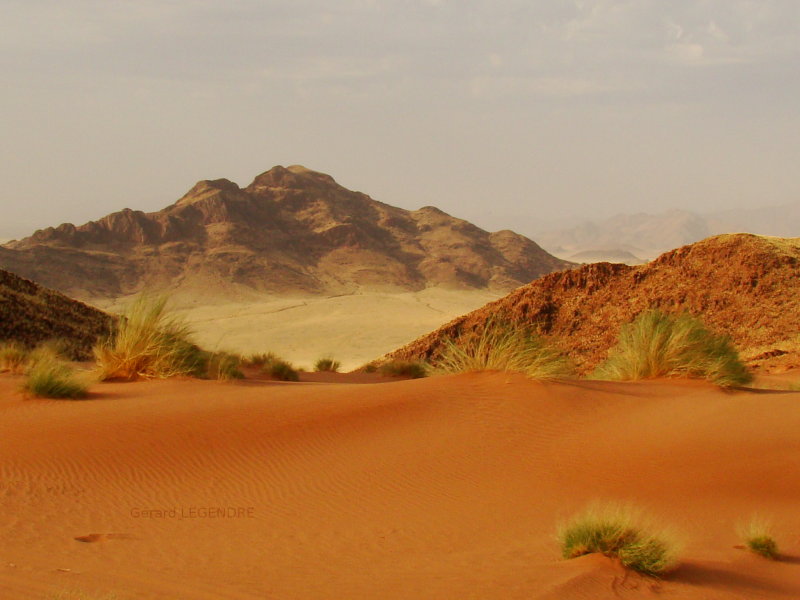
3,2,800,598
0,371,798,600
2,213,800,598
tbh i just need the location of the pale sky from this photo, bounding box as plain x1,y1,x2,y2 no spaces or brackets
1,0,798,240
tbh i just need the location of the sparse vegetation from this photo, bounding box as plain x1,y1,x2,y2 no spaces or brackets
23,350,90,399
558,503,679,576
378,360,427,379
240,352,277,368
593,310,752,387
93,295,204,381
314,356,341,372
738,516,779,559
435,319,568,380
0,341,30,374
205,352,244,381
363,362,377,373
260,355,300,381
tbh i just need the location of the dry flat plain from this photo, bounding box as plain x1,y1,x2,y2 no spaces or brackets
1,371,799,599
97,289,501,371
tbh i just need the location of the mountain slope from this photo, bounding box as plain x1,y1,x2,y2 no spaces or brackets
0,268,113,359
0,166,571,300
384,234,800,374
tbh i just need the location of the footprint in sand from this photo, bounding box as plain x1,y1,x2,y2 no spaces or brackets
74,533,134,543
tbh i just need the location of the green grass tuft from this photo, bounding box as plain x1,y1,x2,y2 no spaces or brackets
93,294,203,381
24,352,90,399
435,319,569,380
558,503,679,576
378,360,427,379
738,516,779,559
314,357,341,372
593,310,751,387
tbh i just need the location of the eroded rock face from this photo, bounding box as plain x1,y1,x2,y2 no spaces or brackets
384,234,800,374
0,165,571,300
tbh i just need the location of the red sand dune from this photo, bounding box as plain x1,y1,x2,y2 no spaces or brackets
0,373,799,599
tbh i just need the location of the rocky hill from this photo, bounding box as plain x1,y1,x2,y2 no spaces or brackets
0,166,571,301
0,269,114,359
384,234,800,374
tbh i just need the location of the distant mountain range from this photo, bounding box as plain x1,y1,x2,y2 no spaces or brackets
532,204,800,263
0,166,571,301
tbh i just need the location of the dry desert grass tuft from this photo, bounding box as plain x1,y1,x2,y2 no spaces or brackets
378,360,427,379
242,352,278,368
23,347,91,400
93,294,204,381
737,516,779,559
593,310,751,387
435,319,568,380
314,356,341,372
558,503,680,576
205,351,244,381
0,341,30,374
259,354,300,381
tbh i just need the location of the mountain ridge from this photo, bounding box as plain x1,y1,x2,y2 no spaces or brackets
0,166,571,301
532,203,800,261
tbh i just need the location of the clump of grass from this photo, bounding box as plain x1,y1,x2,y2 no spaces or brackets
242,352,278,368
0,341,30,374
23,351,90,399
378,360,427,379
558,503,679,576
593,310,752,387
738,516,779,559
93,294,204,381
314,356,341,372
206,352,244,381
260,356,299,381
435,319,568,380
363,362,378,373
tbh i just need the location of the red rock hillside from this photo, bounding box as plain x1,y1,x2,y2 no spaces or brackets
383,234,800,374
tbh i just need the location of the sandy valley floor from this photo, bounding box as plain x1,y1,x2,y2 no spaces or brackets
96,289,500,371
1,372,799,599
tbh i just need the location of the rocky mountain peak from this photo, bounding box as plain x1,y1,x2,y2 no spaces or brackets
0,166,572,300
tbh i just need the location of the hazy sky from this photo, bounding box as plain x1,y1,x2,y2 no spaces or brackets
1,0,799,239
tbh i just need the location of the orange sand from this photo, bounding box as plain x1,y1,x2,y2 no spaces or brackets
0,373,798,599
